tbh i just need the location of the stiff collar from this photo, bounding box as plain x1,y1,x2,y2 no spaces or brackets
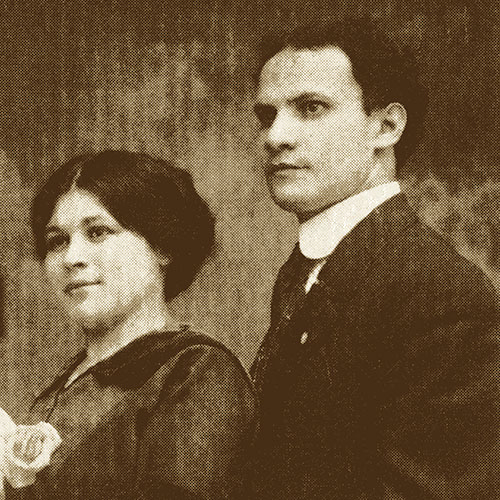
299,182,401,259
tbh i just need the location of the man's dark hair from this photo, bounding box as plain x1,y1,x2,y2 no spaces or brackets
257,19,428,170
31,150,215,300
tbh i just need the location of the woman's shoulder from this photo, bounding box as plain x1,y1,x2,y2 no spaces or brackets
102,329,256,423
33,329,255,419
94,329,252,392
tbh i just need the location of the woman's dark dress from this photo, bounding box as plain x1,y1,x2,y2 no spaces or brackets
7,330,256,500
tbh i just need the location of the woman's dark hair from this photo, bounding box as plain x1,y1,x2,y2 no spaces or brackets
257,18,428,170
31,150,215,300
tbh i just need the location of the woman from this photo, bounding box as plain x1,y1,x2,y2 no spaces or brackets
8,151,255,500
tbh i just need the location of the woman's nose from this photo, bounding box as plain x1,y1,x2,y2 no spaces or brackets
63,235,89,269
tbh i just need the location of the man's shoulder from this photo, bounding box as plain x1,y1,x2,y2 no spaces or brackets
379,209,497,316
312,193,496,314
370,194,489,282
392,213,485,279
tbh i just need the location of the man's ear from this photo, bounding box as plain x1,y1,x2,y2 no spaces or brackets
370,102,407,149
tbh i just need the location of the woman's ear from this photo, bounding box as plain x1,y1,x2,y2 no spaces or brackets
370,102,407,150
155,250,171,268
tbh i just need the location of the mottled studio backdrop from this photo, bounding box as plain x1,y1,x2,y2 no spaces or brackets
0,0,498,418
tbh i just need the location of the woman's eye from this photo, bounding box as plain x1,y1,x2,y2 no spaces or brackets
300,101,327,117
45,234,68,253
87,226,113,241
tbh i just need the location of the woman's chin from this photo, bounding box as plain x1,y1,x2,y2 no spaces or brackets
66,307,112,333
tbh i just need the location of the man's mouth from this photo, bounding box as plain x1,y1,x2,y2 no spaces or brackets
267,163,303,174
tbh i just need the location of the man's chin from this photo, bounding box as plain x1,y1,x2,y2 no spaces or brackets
268,181,342,220
270,195,313,219
267,184,315,214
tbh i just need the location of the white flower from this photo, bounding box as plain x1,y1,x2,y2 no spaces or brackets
0,410,16,440
0,409,17,500
3,422,62,488
0,408,61,499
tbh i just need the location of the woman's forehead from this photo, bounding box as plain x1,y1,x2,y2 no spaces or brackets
47,189,117,230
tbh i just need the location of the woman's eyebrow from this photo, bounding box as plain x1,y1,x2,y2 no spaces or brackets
44,215,104,235
81,215,106,225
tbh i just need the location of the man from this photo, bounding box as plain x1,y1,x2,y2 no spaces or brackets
249,20,498,499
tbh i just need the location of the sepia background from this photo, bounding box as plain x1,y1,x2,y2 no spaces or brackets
0,0,498,418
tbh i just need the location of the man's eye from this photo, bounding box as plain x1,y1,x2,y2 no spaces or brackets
254,105,276,128
45,234,68,253
87,226,113,241
299,101,327,117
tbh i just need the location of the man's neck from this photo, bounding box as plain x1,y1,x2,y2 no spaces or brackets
298,155,397,223
361,155,397,191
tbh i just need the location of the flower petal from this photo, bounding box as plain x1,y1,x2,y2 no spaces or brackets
4,423,62,489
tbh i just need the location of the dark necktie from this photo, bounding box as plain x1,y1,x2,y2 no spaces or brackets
252,247,320,389
279,252,319,321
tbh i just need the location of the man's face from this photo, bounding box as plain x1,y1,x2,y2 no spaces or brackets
255,46,380,219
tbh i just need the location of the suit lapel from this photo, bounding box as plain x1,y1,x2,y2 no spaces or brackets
307,194,418,305
270,244,305,324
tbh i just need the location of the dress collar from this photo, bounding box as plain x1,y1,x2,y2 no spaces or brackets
299,182,401,259
34,328,225,399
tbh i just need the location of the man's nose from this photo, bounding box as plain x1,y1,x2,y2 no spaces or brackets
264,110,297,154
63,235,89,270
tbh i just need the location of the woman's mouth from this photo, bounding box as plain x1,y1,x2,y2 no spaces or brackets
64,281,101,294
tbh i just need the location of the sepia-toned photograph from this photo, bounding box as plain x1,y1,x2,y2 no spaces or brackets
0,1,498,498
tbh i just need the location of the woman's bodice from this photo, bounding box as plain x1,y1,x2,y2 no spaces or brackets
8,330,256,500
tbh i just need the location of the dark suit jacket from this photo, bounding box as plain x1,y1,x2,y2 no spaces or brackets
249,194,499,500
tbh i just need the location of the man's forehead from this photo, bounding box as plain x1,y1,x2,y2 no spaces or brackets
257,46,360,101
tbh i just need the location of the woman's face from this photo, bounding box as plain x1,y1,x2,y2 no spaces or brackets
43,189,165,330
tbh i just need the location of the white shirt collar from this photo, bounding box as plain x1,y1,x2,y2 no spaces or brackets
299,182,401,259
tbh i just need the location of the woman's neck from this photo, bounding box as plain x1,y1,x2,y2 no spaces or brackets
83,298,179,367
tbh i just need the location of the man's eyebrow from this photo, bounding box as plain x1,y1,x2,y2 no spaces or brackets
289,92,329,104
255,92,327,107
